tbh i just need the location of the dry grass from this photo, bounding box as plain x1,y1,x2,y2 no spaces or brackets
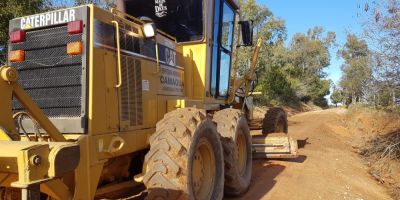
345,105,400,199
360,132,400,199
361,131,400,160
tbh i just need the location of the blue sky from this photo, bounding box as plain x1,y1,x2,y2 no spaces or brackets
257,0,364,97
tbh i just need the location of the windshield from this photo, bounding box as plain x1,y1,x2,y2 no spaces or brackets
123,0,203,42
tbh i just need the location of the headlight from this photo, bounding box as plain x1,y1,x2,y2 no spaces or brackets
143,23,156,38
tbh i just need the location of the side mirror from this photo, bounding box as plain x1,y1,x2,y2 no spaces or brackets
239,21,253,47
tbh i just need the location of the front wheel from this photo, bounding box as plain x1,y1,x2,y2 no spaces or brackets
143,108,224,200
262,107,288,134
213,109,252,196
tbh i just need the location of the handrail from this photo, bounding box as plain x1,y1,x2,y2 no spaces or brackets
110,7,177,42
111,20,123,88
110,8,144,25
154,41,160,74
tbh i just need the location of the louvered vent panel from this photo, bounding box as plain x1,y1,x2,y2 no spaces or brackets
120,55,143,127
121,55,129,121
134,59,143,126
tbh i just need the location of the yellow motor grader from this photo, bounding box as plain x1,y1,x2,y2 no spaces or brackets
0,0,297,199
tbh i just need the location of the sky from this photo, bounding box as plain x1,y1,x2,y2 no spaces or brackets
257,0,365,101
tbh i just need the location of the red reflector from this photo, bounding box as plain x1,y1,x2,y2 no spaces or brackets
10,30,25,43
68,20,83,34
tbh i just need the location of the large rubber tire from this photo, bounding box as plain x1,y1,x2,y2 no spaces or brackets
262,107,288,134
143,108,224,200
0,188,21,200
0,187,54,200
213,109,252,197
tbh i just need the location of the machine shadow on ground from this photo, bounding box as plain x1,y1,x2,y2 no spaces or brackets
225,162,286,200
271,155,307,163
297,138,310,149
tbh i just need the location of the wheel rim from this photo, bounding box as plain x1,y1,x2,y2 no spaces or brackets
236,131,247,176
192,138,216,200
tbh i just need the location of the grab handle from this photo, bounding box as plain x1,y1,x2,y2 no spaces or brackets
111,20,122,88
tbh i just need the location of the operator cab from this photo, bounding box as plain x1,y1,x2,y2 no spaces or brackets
118,0,252,103
120,0,203,42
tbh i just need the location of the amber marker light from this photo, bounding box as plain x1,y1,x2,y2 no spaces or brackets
67,42,83,55
9,50,25,62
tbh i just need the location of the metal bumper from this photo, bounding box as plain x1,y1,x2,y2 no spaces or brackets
0,141,80,199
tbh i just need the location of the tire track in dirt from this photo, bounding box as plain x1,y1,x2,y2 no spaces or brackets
228,109,392,200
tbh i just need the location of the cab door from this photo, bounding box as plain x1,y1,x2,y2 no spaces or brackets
210,0,236,99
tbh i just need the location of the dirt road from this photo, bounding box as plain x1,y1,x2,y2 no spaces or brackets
229,109,391,200
112,109,391,200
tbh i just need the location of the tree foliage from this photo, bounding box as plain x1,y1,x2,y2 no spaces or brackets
237,0,335,107
350,0,400,107
331,86,344,107
0,0,51,64
338,34,372,104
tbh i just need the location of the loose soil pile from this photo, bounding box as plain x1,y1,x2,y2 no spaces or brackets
344,106,400,199
233,108,391,200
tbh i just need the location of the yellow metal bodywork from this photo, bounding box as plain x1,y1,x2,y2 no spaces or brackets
0,0,256,199
0,66,80,199
0,142,79,187
182,43,208,100
0,4,211,198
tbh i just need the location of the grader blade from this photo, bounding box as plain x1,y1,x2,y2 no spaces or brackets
252,135,298,159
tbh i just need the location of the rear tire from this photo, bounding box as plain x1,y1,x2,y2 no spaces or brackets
0,188,21,200
213,109,252,196
0,187,55,200
262,107,288,134
143,108,224,200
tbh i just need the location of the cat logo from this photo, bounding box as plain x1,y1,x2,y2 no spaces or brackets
165,48,176,66
20,9,76,30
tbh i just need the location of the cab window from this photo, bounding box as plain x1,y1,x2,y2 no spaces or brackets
124,0,203,42
210,0,235,98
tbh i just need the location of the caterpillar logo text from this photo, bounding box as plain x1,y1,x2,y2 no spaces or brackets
20,9,76,29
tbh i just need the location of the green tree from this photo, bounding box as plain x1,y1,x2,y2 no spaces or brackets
235,0,286,77
339,34,372,104
258,43,297,104
331,87,344,107
75,0,115,8
287,27,335,107
360,0,399,107
236,4,337,107
0,0,51,64
236,0,291,105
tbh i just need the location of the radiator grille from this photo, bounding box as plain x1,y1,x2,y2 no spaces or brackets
10,25,85,118
120,55,143,127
